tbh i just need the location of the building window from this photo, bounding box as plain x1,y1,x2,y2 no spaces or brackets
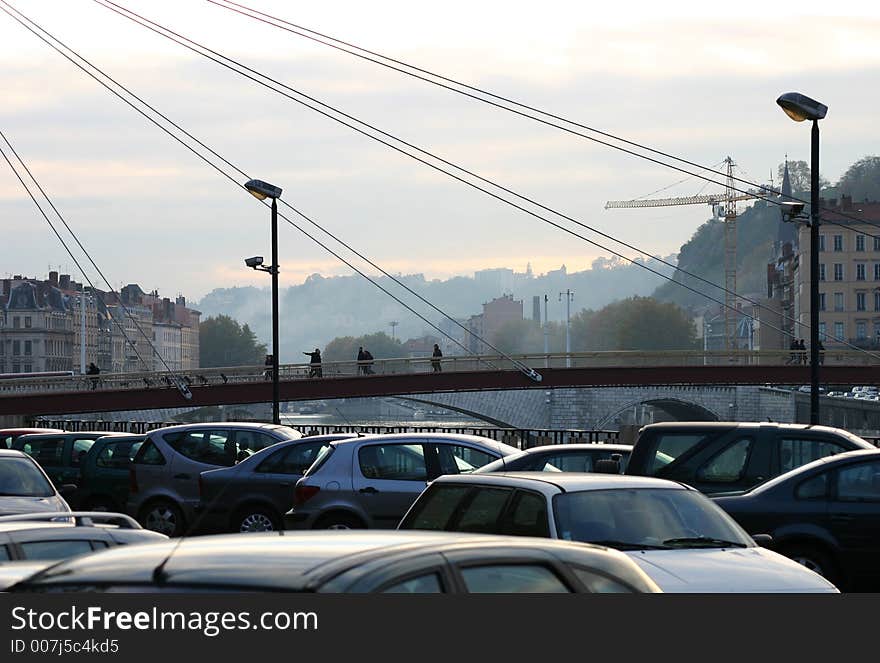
875,236,880,251
857,293,867,311
12,341,20,356
12,363,20,373
818,293,826,311
856,235,866,251
833,235,843,251
875,322,880,342
23,364,31,373
875,264,880,281
818,235,826,252
24,316,31,328
857,264,866,281
834,322,845,341
834,292,844,312
834,264,844,281
819,264,826,281
819,322,826,340
857,321,867,340
23,340,31,356
12,317,20,329
876,292,880,311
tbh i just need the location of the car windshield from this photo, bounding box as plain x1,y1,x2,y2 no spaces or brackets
0,457,55,497
552,488,752,550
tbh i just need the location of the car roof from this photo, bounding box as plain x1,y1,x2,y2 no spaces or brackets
0,428,64,435
333,432,519,454
147,422,297,433
747,448,880,494
642,421,857,434
0,449,32,459
15,431,128,441
15,530,634,591
514,444,633,454
431,471,687,492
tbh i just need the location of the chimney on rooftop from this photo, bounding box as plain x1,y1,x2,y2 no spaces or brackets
842,194,853,211
48,271,58,285
59,274,71,289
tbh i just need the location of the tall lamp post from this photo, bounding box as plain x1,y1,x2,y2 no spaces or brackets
559,289,574,368
776,92,828,425
244,178,283,425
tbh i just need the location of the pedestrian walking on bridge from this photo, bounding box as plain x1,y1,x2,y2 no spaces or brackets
304,348,323,378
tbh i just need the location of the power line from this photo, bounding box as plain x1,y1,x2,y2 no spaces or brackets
90,0,826,347
0,1,530,376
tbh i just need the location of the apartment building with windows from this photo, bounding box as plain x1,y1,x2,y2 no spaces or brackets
794,195,880,347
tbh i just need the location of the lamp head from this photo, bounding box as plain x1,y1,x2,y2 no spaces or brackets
244,179,282,200
776,92,828,122
245,256,264,269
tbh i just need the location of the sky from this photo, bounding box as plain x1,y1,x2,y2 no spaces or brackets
1,0,879,302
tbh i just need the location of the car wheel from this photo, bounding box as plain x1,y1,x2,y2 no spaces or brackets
315,513,364,530
140,500,185,537
780,543,841,587
235,507,280,533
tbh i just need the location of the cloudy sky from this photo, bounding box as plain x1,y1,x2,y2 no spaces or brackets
1,0,878,301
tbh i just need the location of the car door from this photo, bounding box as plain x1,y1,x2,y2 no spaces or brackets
679,434,759,494
169,429,235,505
248,440,329,512
352,440,429,528
826,458,880,580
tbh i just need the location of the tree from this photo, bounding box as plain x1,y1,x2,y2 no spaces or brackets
837,156,880,202
491,319,567,354
323,331,405,363
199,314,267,367
570,297,697,351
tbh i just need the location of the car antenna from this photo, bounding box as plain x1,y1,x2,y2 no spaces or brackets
332,405,360,435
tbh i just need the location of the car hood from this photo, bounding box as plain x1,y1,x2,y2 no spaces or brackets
0,495,69,517
0,562,54,591
626,547,838,593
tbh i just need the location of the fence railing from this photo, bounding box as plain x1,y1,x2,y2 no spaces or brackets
5,349,880,398
29,418,622,449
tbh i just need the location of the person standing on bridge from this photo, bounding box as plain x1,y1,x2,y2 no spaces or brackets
431,344,443,373
363,348,375,374
357,347,367,375
304,348,322,378
798,339,807,365
86,362,100,390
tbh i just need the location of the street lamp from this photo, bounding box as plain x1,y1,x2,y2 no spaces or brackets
244,178,283,425
776,92,827,425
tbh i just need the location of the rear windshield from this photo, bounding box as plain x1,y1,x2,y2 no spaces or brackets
0,457,55,497
303,445,335,477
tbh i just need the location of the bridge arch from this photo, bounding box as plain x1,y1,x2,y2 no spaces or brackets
595,397,721,429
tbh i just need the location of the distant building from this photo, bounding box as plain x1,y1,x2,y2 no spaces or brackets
402,335,440,358
466,294,524,353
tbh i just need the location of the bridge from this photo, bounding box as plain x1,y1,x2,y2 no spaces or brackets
3,350,880,429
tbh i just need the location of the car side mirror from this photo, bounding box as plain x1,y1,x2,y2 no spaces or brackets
751,533,774,549
59,484,78,497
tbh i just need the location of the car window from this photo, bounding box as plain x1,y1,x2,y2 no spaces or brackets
796,473,829,500
358,444,427,481
529,451,630,473
71,438,96,466
1,435,13,449
19,540,96,561
134,440,165,466
381,573,445,593
836,461,880,502
648,433,715,474
0,545,10,561
303,445,334,477
454,487,512,534
570,567,636,593
0,457,55,497
780,438,847,473
459,565,571,593
436,444,496,475
256,442,329,475
21,438,64,466
164,430,236,467
503,491,550,537
96,441,143,469
400,485,472,530
696,437,754,483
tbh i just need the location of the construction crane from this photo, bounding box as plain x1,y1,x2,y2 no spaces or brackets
605,157,771,351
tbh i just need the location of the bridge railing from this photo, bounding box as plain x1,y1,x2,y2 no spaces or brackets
3,349,880,397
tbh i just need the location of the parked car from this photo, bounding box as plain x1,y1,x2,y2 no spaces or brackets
74,434,145,512
7,530,661,593
13,431,129,489
0,511,166,562
712,449,880,590
0,449,72,517
625,421,875,494
287,433,519,530
128,422,302,536
198,433,359,533
0,428,63,450
475,444,632,474
398,472,838,592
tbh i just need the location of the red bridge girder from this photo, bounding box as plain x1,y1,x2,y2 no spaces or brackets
0,365,875,417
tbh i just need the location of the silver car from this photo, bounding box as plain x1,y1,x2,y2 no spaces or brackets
0,449,72,517
127,422,302,536
287,433,519,530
